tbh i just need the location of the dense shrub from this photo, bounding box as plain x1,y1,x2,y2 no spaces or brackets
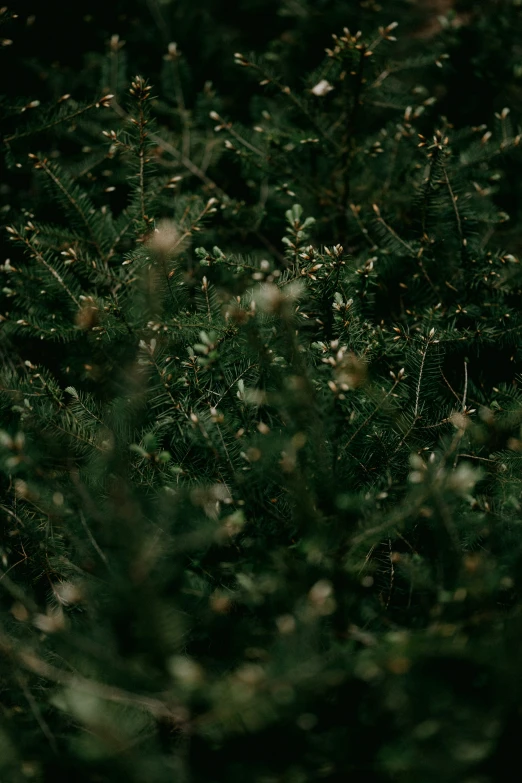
2,2,522,781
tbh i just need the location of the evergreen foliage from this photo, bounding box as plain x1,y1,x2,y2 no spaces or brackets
3,2,522,781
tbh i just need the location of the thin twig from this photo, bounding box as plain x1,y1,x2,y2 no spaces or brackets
461,360,468,412
79,511,110,569
16,233,80,308
338,381,399,460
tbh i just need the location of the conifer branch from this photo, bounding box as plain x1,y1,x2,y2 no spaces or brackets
372,203,416,256
414,337,430,420
340,46,366,237
442,163,465,248
461,360,468,412
3,102,101,144
29,157,106,262
392,331,435,454
111,98,229,199
0,638,183,721
3,7,522,775
6,228,81,308
233,54,340,153
78,510,110,569
338,380,399,460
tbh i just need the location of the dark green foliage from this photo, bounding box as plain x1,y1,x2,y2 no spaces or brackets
3,2,522,781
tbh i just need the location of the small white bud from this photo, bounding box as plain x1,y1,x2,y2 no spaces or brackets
311,80,334,97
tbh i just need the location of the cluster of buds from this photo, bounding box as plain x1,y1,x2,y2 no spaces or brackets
418,128,450,156
389,367,406,382
60,246,78,265
0,258,16,273
209,110,231,133
164,175,183,190
276,182,297,198
233,52,250,67
324,244,344,258
205,196,219,213
5,225,22,240
367,139,385,156
20,100,40,113
494,107,511,121
6,219,36,242
323,342,367,395
493,107,522,149
332,292,353,316
325,27,364,58
95,93,114,108
399,102,432,131
129,76,151,100
326,22,397,61
378,21,399,41
27,152,47,170
298,245,317,264
356,256,377,278
298,262,323,281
